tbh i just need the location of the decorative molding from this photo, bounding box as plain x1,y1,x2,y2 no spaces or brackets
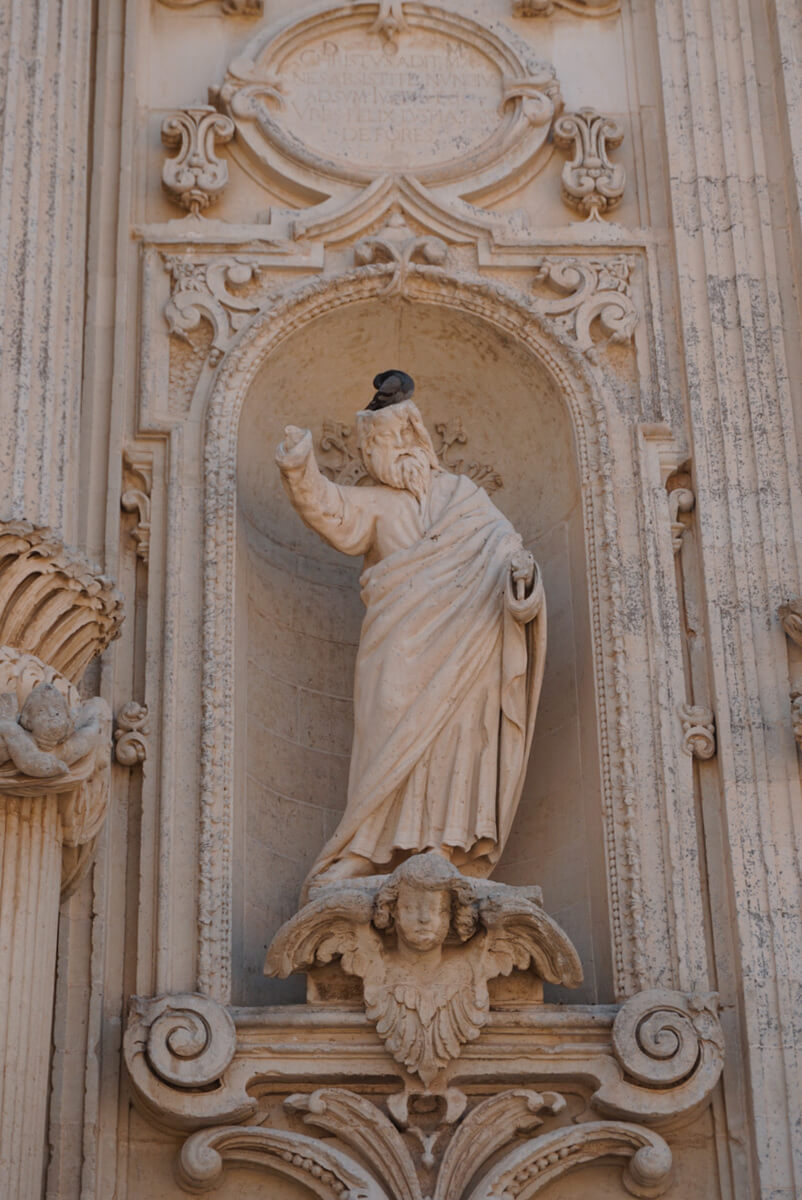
514,0,620,13
157,0,263,10
0,520,123,684
468,1122,672,1199
218,5,560,202
318,414,502,494
778,598,802,647
679,703,716,760
161,107,235,217
266,855,582,1090
668,484,695,553
179,1124,385,1198
553,108,626,220
598,989,725,1123
121,450,153,563
163,255,262,365
199,268,636,1001
530,255,638,356
114,702,149,767
124,993,255,1131
123,989,724,1136
177,1114,672,1199
370,0,408,40
354,213,447,295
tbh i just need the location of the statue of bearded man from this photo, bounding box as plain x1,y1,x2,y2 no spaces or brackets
276,370,546,894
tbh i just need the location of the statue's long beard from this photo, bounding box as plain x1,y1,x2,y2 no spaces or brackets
369,448,431,505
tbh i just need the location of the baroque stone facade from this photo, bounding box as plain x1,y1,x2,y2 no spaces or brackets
0,0,801,1198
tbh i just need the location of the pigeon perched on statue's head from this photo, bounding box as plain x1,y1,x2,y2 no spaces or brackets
367,370,415,411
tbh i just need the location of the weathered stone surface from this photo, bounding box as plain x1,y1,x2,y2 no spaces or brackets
3,0,801,1196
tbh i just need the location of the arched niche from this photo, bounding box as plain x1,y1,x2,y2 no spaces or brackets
232,295,612,1006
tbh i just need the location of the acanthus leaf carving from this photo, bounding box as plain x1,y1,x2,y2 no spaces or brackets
553,108,626,220
354,213,448,295
433,1089,566,1200
531,255,638,357
465,1121,672,1199
163,255,262,365
121,449,153,563
179,1124,387,1198
265,854,582,1090
318,415,503,494
114,702,149,767
679,703,716,760
161,107,235,216
285,1088,421,1200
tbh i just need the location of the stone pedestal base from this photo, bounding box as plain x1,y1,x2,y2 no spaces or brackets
0,796,62,1198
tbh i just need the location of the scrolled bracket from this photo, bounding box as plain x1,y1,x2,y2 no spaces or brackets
123,993,256,1131
592,989,725,1126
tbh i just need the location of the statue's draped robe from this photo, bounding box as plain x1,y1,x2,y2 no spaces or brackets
278,437,546,884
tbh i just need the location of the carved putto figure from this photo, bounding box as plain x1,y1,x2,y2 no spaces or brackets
276,371,546,895
0,682,109,785
266,853,582,1087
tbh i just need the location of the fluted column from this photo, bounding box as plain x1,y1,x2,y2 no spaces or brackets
0,0,95,538
0,797,62,1198
0,525,122,1198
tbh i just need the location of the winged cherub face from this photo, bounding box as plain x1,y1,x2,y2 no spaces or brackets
394,879,452,952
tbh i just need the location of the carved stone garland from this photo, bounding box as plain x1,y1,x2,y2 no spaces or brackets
0,520,122,1197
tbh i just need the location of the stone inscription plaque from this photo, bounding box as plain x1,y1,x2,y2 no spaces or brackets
278,33,503,172
221,3,560,193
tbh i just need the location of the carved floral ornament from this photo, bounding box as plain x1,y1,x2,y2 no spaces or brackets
124,988,724,1197
161,107,235,216
159,246,642,367
554,108,626,220
216,4,562,202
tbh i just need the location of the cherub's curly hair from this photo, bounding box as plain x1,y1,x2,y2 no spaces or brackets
372,852,479,942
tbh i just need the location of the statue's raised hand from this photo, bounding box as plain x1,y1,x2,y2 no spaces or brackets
276,425,313,465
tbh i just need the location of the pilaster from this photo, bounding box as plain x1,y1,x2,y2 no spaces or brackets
655,0,802,1192
0,0,95,538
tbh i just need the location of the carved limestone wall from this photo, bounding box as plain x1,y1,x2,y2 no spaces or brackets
23,0,802,1197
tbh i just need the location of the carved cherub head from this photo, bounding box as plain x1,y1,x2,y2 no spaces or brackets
373,852,479,952
19,683,74,750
